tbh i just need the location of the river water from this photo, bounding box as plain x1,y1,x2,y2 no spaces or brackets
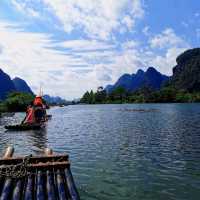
0,104,200,200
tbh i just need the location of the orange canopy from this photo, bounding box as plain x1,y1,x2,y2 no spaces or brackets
33,96,43,106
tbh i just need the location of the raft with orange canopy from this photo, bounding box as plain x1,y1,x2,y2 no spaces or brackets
5,95,51,131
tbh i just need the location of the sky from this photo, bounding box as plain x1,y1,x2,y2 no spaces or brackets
0,0,199,99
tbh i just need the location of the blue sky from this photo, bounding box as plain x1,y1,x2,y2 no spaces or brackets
0,0,199,99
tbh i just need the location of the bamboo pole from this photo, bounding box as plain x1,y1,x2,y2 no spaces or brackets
24,174,33,200
36,171,45,200
3,146,14,158
0,147,15,200
45,148,56,200
12,179,22,200
0,178,12,200
56,169,68,200
64,168,80,200
46,170,56,200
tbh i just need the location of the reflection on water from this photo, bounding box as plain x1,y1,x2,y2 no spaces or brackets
0,104,200,200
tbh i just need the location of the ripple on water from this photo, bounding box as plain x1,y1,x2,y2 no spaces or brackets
0,104,200,199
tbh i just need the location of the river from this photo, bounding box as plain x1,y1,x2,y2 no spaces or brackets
0,104,200,200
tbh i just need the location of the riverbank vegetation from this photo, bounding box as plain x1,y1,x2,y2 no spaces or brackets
0,92,35,113
80,86,200,104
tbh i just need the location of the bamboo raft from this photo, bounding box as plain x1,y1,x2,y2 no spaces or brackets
0,147,80,200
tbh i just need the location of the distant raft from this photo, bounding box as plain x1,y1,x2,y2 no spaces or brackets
0,147,80,200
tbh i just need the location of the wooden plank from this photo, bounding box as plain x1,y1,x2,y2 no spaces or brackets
0,154,69,165
0,161,70,172
28,161,70,169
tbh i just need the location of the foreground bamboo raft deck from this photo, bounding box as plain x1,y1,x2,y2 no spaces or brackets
0,147,80,200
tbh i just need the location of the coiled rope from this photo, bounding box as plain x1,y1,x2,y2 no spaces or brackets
0,155,32,178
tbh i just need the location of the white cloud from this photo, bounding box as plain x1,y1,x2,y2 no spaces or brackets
57,39,115,52
93,48,146,84
121,40,139,50
122,15,134,31
149,28,189,49
11,0,40,18
144,28,190,75
46,0,144,40
11,0,144,40
142,26,150,36
144,47,188,75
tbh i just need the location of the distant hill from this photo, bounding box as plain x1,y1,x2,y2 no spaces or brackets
0,69,69,104
12,77,34,95
43,94,67,105
170,48,200,92
0,69,16,99
0,68,34,99
106,67,169,93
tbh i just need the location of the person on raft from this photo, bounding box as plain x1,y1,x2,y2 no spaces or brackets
22,95,47,125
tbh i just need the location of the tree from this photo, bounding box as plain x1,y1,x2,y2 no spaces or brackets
156,87,177,102
4,92,35,112
108,87,127,103
89,90,95,104
95,89,107,103
80,90,95,104
80,91,90,103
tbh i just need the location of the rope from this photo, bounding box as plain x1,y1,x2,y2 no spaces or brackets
0,155,69,178
0,155,32,179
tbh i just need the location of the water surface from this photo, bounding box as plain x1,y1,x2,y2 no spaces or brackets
0,104,200,200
